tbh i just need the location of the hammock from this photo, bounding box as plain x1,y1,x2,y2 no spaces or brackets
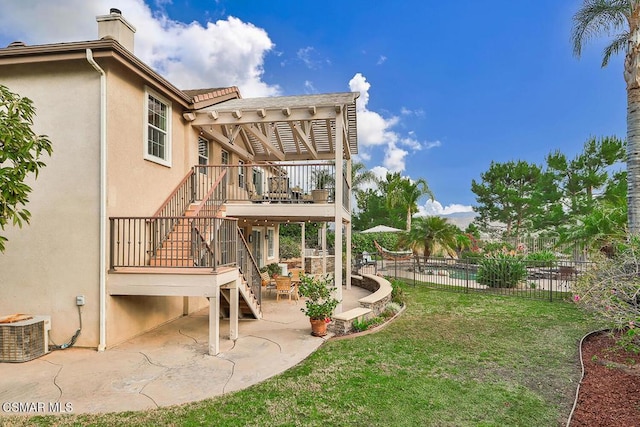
373,240,413,261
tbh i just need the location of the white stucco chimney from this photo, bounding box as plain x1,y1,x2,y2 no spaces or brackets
96,8,136,52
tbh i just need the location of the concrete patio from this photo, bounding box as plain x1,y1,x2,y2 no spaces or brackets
0,285,369,416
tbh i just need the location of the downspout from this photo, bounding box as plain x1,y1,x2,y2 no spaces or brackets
86,49,107,352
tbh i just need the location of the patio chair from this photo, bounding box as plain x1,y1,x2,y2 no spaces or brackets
261,271,275,295
275,276,295,302
246,180,265,202
289,268,304,300
362,251,376,266
268,176,291,202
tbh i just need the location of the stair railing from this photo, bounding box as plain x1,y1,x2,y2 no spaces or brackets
153,169,196,218
237,227,262,305
191,169,228,266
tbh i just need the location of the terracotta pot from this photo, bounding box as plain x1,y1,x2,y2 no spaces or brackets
310,318,328,337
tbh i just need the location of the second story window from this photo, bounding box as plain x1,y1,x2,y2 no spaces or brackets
145,89,171,166
198,137,209,166
221,150,229,165
238,160,245,188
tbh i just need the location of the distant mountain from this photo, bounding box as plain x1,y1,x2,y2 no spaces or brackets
439,211,478,230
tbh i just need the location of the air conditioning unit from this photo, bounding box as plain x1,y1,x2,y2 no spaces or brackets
0,315,51,363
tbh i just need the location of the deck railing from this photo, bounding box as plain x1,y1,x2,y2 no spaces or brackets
153,169,196,218
109,216,237,270
193,162,350,211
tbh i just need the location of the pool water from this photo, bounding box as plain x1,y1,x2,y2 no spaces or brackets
448,270,477,280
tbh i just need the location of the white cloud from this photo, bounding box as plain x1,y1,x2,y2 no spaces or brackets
349,73,370,111
400,134,422,151
349,72,439,173
383,143,408,172
400,107,425,117
0,0,280,97
418,200,475,216
297,46,316,69
377,55,387,65
424,140,442,149
370,166,389,181
304,80,317,93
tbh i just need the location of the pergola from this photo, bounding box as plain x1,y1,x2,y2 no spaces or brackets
189,92,358,162
185,91,361,305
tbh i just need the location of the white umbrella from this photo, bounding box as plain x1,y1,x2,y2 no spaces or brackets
360,225,403,233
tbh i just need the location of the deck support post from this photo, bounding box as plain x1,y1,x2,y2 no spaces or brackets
208,294,220,355
229,279,239,340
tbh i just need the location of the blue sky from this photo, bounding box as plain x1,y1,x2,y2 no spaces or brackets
0,0,626,216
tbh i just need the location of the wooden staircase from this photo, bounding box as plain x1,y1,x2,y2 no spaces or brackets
219,276,261,319
149,204,198,267
147,179,260,318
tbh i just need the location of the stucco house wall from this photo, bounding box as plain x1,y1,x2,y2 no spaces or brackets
0,60,102,347
101,57,208,347
0,52,210,349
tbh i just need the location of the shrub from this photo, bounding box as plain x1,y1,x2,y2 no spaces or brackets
279,235,301,259
382,302,402,318
389,278,406,305
476,253,527,288
298,274,340,320
482,242,516,254
573,237,640,350
352,316,384,332
525,250,557,267
460,250,485,264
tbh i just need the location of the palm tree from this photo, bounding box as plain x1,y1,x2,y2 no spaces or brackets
572,0,640,233
351,161,376,197
400,216,459,270
386,173,434,230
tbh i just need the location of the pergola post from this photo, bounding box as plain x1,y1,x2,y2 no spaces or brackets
346,221,352,290
346,160,352,290
321,222,327,275
301,222,306,272
334,106,344,313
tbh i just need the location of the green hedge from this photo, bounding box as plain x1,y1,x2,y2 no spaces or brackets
476,253,527,288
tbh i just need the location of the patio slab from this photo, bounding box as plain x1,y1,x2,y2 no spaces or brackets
0,285,369,416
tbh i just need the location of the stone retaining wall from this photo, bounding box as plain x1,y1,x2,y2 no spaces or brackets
304,256,335,275
330,274,393,335
351,274,392,316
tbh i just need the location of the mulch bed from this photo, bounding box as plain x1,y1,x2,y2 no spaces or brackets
570,330,640,426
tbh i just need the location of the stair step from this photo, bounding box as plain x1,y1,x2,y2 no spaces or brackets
154,246,191,258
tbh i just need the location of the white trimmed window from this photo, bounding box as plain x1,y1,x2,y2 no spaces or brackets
267,228,275,259
198,137,209,167
145,89,171,166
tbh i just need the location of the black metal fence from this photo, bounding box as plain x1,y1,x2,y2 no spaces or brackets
353,255,592,302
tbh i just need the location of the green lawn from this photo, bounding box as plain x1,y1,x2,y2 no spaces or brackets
13,284,598,427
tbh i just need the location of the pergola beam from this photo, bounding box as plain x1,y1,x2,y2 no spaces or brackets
243,123,286,161
291,121,318,159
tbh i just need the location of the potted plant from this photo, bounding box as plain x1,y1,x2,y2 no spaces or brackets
298,274,340,336
261,263,282,279
311,168,334,203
